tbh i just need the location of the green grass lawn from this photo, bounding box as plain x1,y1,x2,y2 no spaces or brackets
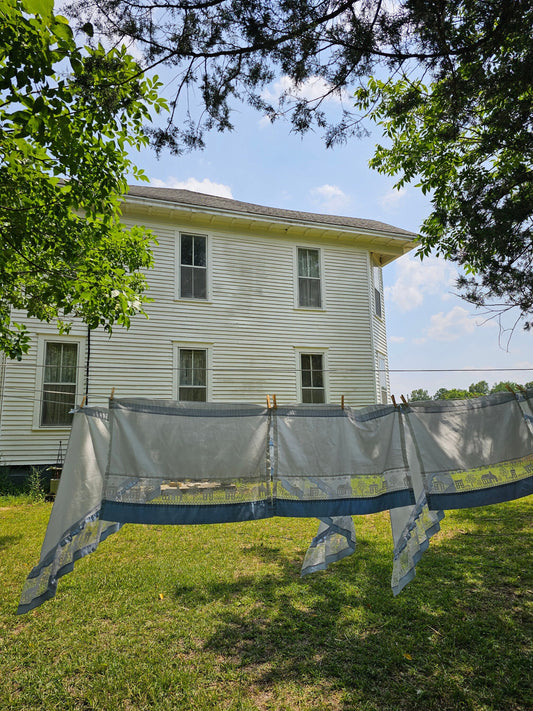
1,496,531,710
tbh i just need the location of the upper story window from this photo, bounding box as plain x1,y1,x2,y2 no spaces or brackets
297,247,322,308
180,233,207,299
178,348,207,402
373,264,383,319
41,342,78,426
300,353,325,403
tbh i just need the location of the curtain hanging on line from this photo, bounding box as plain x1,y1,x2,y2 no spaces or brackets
18,391,533,614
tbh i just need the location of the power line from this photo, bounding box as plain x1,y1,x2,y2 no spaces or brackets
3,364,533,374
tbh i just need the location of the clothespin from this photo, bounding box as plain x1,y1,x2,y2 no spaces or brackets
80,395,86,408
273,394,277,409
341,395,345,410
266,394,271,409
391,394,398,408
110,387,115,400
400,394,409,406
504,384,515,394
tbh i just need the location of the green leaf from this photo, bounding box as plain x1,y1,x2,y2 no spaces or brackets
22,0,53,16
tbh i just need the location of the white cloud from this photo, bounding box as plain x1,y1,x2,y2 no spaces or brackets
262,75,347,105
310,184,352,213
149,177,233,199
385,256,456,312
379,186,408,210
389,335,406,343
427,306,477,342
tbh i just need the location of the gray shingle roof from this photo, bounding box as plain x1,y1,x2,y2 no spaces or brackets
126,185,416,238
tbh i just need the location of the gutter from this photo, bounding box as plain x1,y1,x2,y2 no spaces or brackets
122,194,417,246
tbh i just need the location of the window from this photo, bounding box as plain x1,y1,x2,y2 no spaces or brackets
180,233,207,299
41,342,78,426
297,248,321,308
179,348,207,401
301,353,325,403
377,354,388,405
373,264,383,318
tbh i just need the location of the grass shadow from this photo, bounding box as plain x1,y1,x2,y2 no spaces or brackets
168,505,531,710
0,533,23,551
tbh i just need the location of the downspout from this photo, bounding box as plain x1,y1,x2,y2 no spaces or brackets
84,326,91,405
0,351,6,430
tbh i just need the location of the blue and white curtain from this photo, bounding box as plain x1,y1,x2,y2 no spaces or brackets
18,391,533,613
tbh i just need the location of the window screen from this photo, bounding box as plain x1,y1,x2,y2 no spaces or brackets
301,353,325,403
180,234,207,299
298,248,321,308
179,349,207,401
41,342,78,426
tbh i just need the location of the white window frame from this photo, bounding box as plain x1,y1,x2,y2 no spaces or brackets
175,231,212,302
377,352,388,405
173,342,213,402
373,262,384,320
295,348,328,403
294,246,325,310
33,334,85,430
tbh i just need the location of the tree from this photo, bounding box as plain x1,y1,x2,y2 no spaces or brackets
409,388,430,402
65,0,533,327
0,0,166,358
469,381,489,397
433,387,472,401
489,381,522,394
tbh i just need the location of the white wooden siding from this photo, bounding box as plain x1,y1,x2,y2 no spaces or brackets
0,218,387,465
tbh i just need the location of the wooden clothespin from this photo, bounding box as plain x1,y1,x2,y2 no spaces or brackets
391,394,398,408
110,387,115,400
400,394,409,406
504,384,515,394
341,395,345,410
266,394,271,409
273,394,277,409
80,395,86,408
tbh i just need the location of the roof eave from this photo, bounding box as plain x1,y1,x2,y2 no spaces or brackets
121,194,417,259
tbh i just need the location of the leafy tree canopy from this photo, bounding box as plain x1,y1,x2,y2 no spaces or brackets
65,0,533,327
409,379,532,401
0,0,166,359
433,387,472,401
409,388,430,402
468,381,489,397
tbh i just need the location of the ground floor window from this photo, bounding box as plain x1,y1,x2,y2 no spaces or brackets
300,353,325,403
41,342,78,426
377,354,388,405
179,348,207,401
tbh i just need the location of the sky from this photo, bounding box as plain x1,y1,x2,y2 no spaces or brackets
129,77,533,398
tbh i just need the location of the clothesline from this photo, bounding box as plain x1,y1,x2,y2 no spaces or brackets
18,390,533,614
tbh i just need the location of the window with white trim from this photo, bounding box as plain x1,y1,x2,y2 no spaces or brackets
180,233,207,299
41,342,78,426
377,354,388,405
178,348,207,401
297,247,322,308
373,264,383,318
300,353,325,403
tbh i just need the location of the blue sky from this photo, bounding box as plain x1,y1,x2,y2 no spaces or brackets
130,77,533,397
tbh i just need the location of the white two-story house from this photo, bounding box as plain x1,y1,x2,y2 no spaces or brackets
0,187,415,472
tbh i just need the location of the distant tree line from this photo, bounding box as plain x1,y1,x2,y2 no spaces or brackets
409,381,533,402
